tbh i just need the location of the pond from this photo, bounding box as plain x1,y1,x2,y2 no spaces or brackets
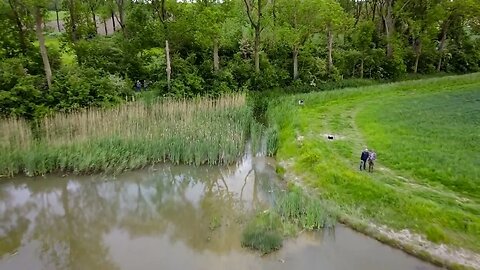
0,155,438,270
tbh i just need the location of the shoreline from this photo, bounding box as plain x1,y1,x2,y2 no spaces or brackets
1,153,477,269
279,159,480,270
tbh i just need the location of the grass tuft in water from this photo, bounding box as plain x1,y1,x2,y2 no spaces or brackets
241,211,283,254
242,186,335,254
276,186,336,231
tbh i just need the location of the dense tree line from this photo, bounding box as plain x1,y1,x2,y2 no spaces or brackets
1,0,480,118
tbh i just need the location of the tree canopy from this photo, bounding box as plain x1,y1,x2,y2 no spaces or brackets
1,0,480,118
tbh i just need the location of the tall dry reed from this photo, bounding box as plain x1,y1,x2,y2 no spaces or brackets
0,93,251,177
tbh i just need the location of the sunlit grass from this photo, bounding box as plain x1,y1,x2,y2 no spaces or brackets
357,90,480,200
268,73,480,255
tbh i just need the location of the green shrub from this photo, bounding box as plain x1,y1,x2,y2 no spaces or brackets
48,66,132,112
0,58,48,119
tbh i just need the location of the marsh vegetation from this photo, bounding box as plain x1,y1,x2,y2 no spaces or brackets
0,94,256,177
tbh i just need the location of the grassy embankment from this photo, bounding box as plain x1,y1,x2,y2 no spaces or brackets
268,74,480,268
0,94,257,177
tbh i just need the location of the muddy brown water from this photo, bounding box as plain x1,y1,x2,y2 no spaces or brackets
0,155,439,270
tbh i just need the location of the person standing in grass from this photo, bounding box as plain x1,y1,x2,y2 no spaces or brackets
360,148,369,171
368,149,377,172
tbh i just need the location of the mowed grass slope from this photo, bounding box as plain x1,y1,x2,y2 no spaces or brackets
268,74,480,255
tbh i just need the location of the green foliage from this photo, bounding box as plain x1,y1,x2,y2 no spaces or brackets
0,0,480,105
241,211,283,254
0,58,47,119
2,0,480,113
48,65,131,112
0,75,45,119
75,37,141,78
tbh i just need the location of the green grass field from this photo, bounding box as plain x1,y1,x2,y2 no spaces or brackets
268,74,480,259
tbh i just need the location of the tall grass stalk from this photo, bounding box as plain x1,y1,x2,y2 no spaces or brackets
0,94,251,177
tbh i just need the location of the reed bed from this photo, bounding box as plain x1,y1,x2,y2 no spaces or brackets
0,118,32,150
0,93,252,177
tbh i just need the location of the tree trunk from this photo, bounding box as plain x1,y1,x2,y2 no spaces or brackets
360,57,364,79
111,12,116,31
383,0,394,59
161,0,166,21
327,26,333,72
213,39,220,72
119,10,124,30
68,0,77,42
14,14,27,54
103,18,108,35
354,1,363,27
91,8,97,35
35,7,52,89
116,0,126,34
254,27,260,73
243,0,263,73
55,3,61,31
437,24,448,72
8,0,28,54
293,46,299,80
372,0,377,21
166,40,171,91
413,39,422,74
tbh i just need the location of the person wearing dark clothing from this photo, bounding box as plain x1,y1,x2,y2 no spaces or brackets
135,80,142,92
360,148,369,171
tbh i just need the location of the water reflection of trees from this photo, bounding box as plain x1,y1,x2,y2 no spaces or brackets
0,159,274,269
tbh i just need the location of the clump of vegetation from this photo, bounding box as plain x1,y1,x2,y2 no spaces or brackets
0,94,251,177
241,211,283,254
241,186,335,254
276,186,336,230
